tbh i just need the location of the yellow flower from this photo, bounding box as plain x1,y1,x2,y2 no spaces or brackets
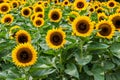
107,0,117,8
46,28,66,49
89,6,95,13
33,17,44,27
33,5,44,13
96,7,103,13
109,13,120,31
96,20,115,39
35,12,44,19
21,7,32,17
73,0,88,11
15,30,31,44
72,16,94,37
9,25,20,39
48,9,62,22
1,14,14,25
0,3,11,14
30,13,36,21
62,0,70,6
98,13,107,21
10,0,19,8
12,43,37,67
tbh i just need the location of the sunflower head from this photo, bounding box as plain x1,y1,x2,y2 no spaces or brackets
107,0,116,8
21,7,32,17
33,17,44,27
1,14,14,25
67,11,80,24
10,1,19,8
62,0,70,6
33,5,44,13
96,20,115,39
109,13,120,31
96,7,103,13
12,43,37,67
30,13,36,21
72,16,94,37
15,30,31,44
0,3,10,14
74,0,88,10
36,12,44,19
98,13,107,21
48,9,62,22
89,7,95,13
46,28,66,49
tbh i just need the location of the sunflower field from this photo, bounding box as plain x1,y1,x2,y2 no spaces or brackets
0,0,120,80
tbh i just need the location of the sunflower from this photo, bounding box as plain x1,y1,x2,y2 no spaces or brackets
94,4,99,9
67,11,80,24
33,5,44,13
96,20,115,39
62,0,70,6
109,13,120,31
74,0,88,10
30,13,36,21
1,14,14,25
0,3,10,14
89,6,95,13
0,0,7,3
107,0,116,8
48,9,62,22
12,43,37,67
96,7,103,13
72,16,94,37
9,25,20,39
21,7,32,17
10,0,19,8
37,1,43,5
15,30,31,44
116,8,120,13
33,17,44,27
46,28,66,49
98,13,107,21
35,12,44,19
42,1,49,8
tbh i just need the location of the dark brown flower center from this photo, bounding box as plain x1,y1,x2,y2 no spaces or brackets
112,16,120,29
90,8,94,12
70,17,74,22
38,14,43,18
17,49,32,63
35,7,42,12
99,16,104,21
0,0,4,3
4,17,12,23
1,5,8,12
97,9,102,13
109,2,114,7
36,20,42,26
23,9,30,16
51,11,60,20
77,2,84,9
50,32,63,46
65,1,68,5
99,24,111,36
13,2,17,8
18,34,28,43
76,20,90,33
95,6,98,9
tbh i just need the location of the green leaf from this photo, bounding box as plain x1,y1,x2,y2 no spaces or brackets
87,42,109,51
65,63,79,79
75,54,92,66
110,43,120,58
103,61,115,70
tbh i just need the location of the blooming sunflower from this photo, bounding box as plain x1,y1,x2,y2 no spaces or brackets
33,5,44,13
30,13,36,21
74,0,88,11
1,14,14,25
98,13,107,21
48,9,62,22
0,3,11,14
107,0,116,8
9,25,20,39
109,13,120,31
72,16,94,37
96,7,103,13
96,20,115,39
116,8,120,13
12,43,37,67
89,6,95,13
46,28,66,49
21,7,32,17
33,17,44,27
62,0,70,6
15,30,31,44
10,0,19,8
67,11,80,24
35,12,44,19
